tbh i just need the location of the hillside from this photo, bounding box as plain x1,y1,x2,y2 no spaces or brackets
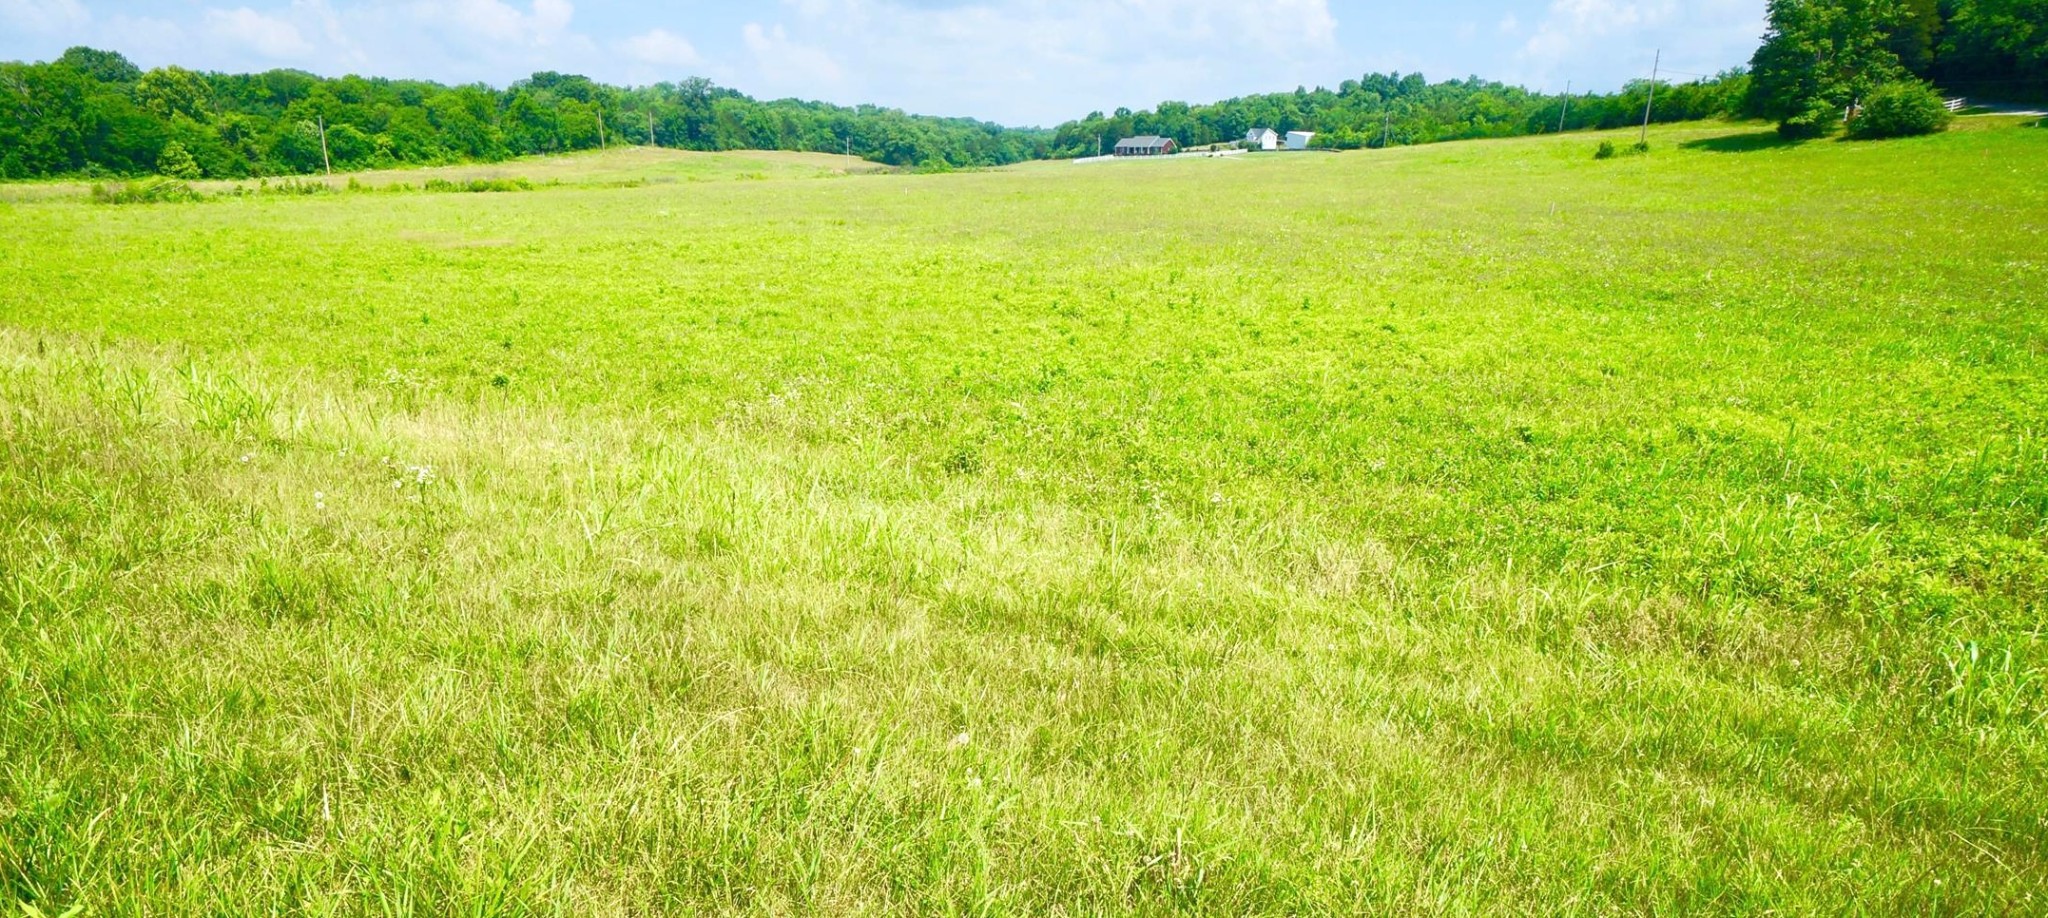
3,120,2046,913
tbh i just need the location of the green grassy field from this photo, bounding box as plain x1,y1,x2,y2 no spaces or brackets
2,120,2045,914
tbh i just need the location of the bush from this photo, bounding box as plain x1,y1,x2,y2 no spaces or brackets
1849,81,1953,140
267,178,332,196
91,179,205,205
422,177,534,193
1594,140,1649,160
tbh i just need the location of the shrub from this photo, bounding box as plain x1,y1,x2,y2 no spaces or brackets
269,178,332,196
1849,81,1953,140
91,179,205,205
422,177,533,193
214,178,337,199
1594,140,1649,160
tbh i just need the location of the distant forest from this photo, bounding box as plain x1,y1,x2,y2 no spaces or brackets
1,0,2040,180
1054,0,2048,153
0,50,1049,180
1049,73,1751,155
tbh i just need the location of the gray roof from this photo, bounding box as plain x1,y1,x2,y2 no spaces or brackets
1115,135,1173,148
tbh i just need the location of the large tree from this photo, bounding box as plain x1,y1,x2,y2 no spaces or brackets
1748,0,1913,137
1891,0,1943,74
1936,0,2048,99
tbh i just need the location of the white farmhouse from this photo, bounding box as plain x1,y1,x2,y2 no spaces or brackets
1246,128,1278,151
1285,131,1317,151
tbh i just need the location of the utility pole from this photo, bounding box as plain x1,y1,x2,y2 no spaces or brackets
1640,50,1660,146
317,115,332,175
597,108,607,148
647,110,657,148
1379,106,1392,149
1558,81,1572,134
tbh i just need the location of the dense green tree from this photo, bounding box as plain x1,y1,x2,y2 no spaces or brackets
56,46,141,84
1935,0,2048,99
156,139,201,178
1747,0,1912,137
137,66,213,122
1892,0,1945,73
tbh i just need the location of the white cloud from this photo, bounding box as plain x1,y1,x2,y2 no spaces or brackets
1515,0,1762,88
622,28,700,68
1499,14,1521,35
734,0,1341,123
0,0,88,33
409,0,574,47
1521,0,1665,62
94,14,192,62
291,0,369,67
206,7,315,58
742,22,843,94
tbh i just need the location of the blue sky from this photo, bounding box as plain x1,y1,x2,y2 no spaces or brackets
0,1,1767,126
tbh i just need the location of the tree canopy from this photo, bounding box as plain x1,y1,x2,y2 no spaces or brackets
1047,72,1751,157
0,50,1051,180
1747,0,2048,137
1932,0,2048,99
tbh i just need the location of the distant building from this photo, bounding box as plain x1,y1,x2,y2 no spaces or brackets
1246,128,1279,151
1285,131,1317,151
1113,136,1178,157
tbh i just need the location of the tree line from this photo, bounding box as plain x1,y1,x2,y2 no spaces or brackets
3,3,2040,182
1054,0,2045,155
1047,71,1751,155
1749,0,2047,137
0,48,1053,180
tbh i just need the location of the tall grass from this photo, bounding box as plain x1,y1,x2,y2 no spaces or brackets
2,121,2045,914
